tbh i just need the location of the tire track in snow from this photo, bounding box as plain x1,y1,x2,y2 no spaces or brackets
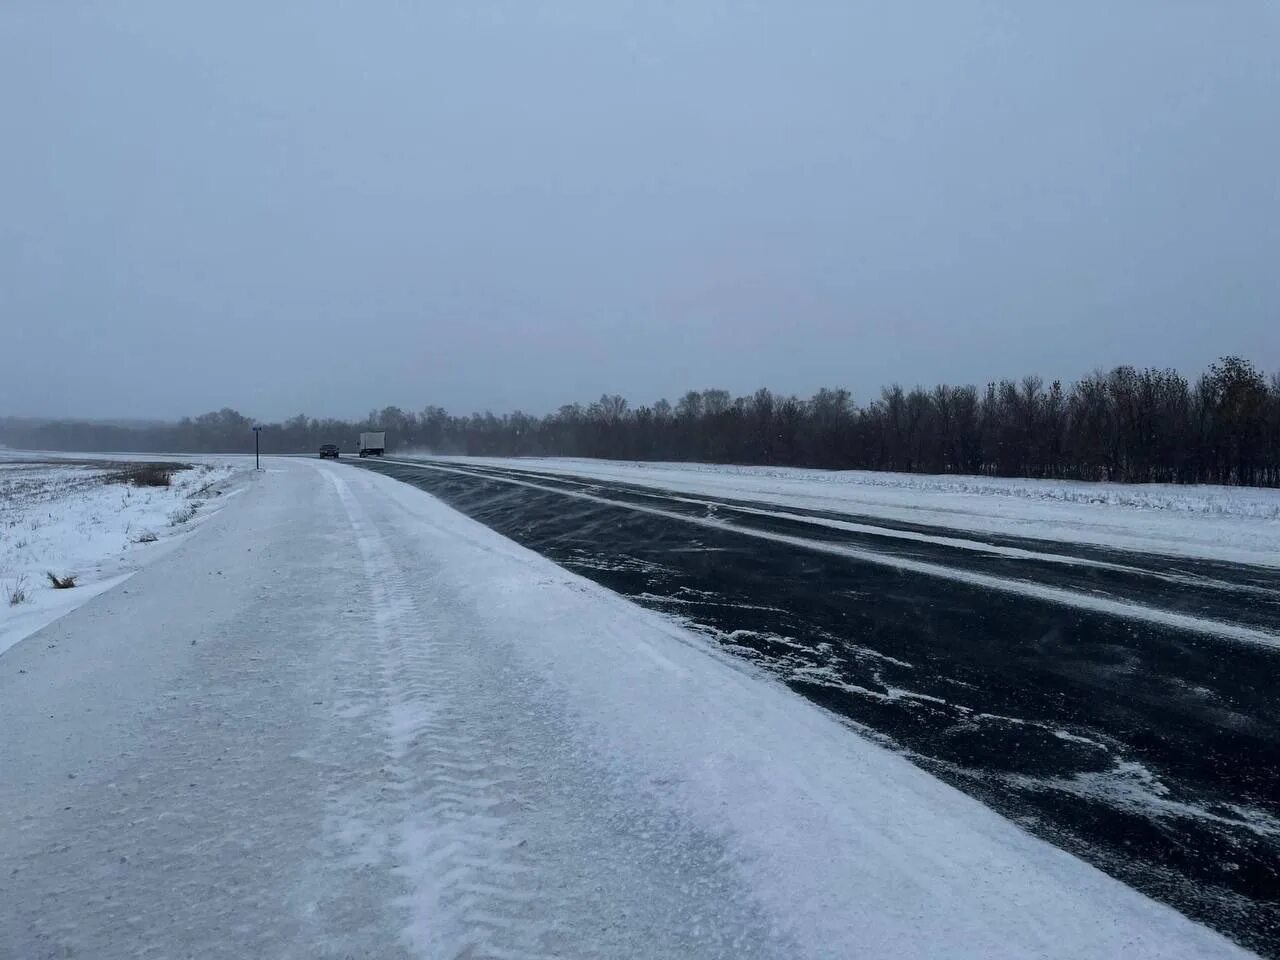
329,470,568,960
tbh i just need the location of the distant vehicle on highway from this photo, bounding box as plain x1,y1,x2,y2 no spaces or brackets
358,431,386,457
318,443,340,459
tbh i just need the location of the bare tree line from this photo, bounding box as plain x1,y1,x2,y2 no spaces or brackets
4,358,1279,486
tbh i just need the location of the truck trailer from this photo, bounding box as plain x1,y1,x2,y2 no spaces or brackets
358,432,386,457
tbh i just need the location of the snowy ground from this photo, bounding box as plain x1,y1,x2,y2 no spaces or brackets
0,457,241,655
0,457,1255,958
434,456,1280,567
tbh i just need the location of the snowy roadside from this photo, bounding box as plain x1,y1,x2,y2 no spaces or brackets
436,455,1280,566
0,458,243,656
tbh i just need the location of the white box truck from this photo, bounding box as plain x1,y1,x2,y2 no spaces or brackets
358,431,386,457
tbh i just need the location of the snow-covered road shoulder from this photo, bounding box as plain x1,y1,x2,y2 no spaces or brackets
0,457,243,655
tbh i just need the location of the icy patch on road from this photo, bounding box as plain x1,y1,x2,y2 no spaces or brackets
563,549,672,577
0,458,240,655
671,613,1280,848
1017,762,1280,840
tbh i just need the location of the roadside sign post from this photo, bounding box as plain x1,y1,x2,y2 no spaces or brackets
252,425,262,470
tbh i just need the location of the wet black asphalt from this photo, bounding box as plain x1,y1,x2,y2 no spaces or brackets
353,456,1280,957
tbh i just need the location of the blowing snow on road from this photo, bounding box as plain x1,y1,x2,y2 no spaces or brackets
0,458,1263,959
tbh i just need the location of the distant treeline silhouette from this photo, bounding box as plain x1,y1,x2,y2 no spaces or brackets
4,357,1279,486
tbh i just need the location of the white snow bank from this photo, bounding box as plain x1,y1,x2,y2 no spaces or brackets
342,464,1253,959
0,458,242,656
438,456,1280,567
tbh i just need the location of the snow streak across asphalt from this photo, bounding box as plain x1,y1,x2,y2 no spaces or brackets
361,456,1280,958
0,459,1258,959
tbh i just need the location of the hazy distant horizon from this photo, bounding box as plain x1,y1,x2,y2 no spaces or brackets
4,353,1275,427
4,3,1277,422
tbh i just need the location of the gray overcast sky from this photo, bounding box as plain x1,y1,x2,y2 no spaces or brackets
2,2,1277,421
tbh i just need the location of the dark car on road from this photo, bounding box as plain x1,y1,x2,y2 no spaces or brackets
319,443,340,459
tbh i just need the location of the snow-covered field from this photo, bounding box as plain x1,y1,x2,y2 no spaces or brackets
0,457,242,655
0,457,1255,958
437,456,1280,567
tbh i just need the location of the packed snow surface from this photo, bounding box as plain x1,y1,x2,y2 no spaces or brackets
0,457,239,655
0,459,1254,958
435,456,1280,566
